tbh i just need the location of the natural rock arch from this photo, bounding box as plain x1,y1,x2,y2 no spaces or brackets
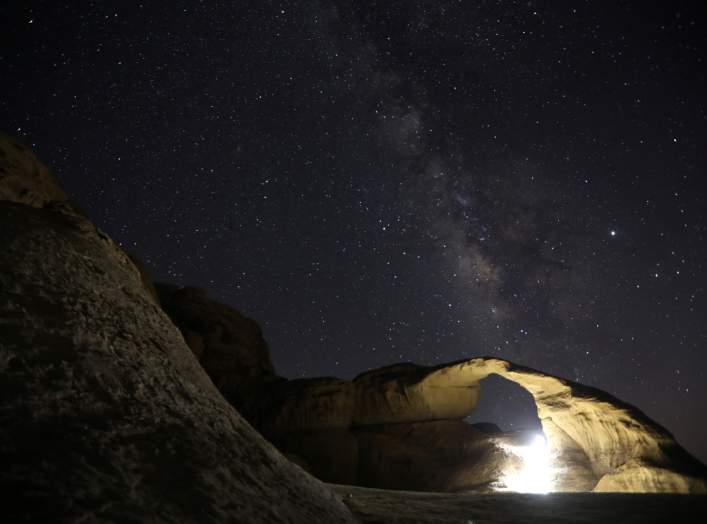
419,357,707,492
233,354,706,493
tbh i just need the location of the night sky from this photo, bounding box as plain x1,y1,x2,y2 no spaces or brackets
3,1,706,463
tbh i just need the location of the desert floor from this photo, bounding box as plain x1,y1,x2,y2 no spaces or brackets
332,484,707,523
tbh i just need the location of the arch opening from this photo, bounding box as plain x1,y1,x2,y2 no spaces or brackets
465,374,556,493
466,374,542,434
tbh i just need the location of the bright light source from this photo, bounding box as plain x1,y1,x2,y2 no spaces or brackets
496,433,556,494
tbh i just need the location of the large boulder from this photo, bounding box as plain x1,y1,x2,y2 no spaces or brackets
0,134,356,523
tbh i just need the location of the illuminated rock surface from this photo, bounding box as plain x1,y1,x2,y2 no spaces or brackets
352,362,481,426
414,357,707,493
252,356,707,494
0,134,355,523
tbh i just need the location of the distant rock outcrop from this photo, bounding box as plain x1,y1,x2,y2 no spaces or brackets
0,133,355,523
155,283,279,413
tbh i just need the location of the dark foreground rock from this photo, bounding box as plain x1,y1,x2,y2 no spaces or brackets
0,134,355,523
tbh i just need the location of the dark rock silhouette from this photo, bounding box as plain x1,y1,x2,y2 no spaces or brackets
155,283,279,414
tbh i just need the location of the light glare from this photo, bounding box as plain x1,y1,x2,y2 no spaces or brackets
497,433,556,494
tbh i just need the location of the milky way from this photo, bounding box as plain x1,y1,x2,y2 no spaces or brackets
3,1,706,462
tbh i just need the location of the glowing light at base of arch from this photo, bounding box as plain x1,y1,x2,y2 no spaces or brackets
496,433,556,494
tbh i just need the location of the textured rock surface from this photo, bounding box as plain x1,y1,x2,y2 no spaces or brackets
352,362,481,426
248,360,481,437
0,135,356,523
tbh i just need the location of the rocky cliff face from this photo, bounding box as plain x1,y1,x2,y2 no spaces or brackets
0,133,355,523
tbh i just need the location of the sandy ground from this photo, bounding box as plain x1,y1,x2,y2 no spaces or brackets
332,484,707,523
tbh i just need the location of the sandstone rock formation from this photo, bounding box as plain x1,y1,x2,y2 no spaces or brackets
439,357,707,493
254,357,707,494
0,134,355,523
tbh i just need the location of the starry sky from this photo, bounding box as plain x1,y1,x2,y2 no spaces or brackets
3,1,707,463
